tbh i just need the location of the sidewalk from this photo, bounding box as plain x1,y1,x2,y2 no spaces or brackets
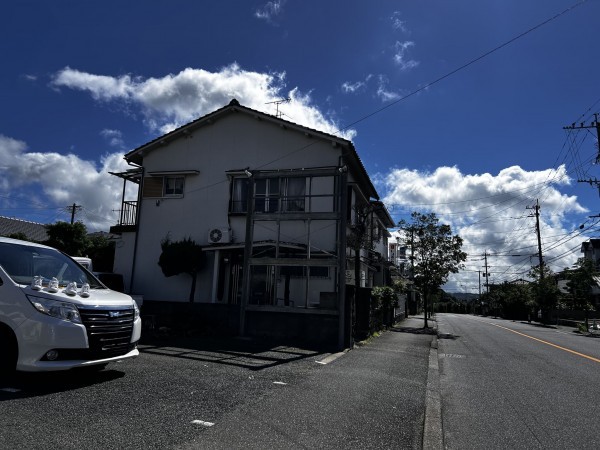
185,315,439,449
394,314,443,450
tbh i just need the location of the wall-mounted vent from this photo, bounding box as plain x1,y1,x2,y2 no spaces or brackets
208,228,231,244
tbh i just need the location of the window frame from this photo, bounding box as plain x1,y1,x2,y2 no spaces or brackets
229,176,306,214
163,176,185,197
142,175,186,199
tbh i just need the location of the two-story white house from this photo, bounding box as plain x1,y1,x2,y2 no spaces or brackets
110,100,393,349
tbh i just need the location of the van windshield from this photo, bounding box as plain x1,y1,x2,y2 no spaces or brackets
0,242,104,289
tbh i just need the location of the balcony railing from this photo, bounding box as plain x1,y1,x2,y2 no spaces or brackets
118,201,138,226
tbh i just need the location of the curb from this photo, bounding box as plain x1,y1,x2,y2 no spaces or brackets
423,331,443,449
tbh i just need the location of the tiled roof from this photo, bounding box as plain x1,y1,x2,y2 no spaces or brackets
0,216,48,242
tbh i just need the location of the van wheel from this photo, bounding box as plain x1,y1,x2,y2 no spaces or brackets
0,328,17,378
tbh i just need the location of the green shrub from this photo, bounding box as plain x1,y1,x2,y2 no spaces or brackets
372,286,398,309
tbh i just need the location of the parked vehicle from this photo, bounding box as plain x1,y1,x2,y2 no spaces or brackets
72,256,93,272
0,237,141,373
71,256,127,294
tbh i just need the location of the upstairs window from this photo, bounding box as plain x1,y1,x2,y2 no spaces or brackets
142,176,185,198
230,177,306,213
164,176,184,197
282,177,306,212
255,178,280,213
231,178,249,213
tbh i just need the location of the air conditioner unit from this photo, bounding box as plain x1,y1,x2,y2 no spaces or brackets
208,228,231,244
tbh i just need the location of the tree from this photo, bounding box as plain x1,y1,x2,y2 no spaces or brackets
85,234,116,272
5,232,30,241
528,264,561,324
564,258,597,329
44,221,89,256
483,282,532,320
398,212,467,328
158,236,205,302
371,285,398,328
43,222,117,271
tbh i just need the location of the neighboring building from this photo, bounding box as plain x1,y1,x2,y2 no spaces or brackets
109,99,392,348
580,239,600,309
388,230,415,318
581,239,600,268
370,201,395,288
389,231,409,277
0,216,48,242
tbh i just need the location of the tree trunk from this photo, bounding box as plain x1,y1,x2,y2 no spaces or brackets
423,289,429,328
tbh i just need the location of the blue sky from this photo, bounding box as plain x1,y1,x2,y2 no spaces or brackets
1,0,598,293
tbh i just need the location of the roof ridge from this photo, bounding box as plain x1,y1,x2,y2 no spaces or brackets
0,215,46,225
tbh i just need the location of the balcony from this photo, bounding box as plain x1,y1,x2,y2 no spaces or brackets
110,200,138,233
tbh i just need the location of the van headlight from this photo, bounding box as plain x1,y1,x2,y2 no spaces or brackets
133,301,140,321
27,295,82,324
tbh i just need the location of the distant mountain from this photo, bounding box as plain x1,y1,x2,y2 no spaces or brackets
448,292,480,302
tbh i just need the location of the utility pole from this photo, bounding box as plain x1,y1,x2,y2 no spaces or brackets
67,203,82,224
527,199,544,280
564,114,600,193
483,251,490,294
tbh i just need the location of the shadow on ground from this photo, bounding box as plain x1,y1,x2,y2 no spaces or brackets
0,368,125,400
389,326,438,335
437,333,459,340
139,335,327,371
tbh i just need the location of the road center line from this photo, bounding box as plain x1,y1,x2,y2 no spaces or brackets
491,323,600,364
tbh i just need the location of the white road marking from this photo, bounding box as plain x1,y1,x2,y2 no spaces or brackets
273,381,287,385
191,420,215,427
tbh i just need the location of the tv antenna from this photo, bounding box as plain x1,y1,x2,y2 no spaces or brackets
266,97,291,118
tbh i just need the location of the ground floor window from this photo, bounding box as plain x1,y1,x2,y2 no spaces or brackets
248,264,336,308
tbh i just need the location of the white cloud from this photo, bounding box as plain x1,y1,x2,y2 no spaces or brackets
255,0,286,22
51,63,355,140
52,66,134,100
0,134,131,231
341,75,373,94
376,75,402,102
393,41,419,71
391,11,408,33
342,81,364,94
381,165,588,293
100,129,125,149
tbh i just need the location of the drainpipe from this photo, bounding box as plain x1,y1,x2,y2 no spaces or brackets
337,158,348,350
128,166,144,295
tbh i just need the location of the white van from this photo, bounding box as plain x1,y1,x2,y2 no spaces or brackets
0,237,141,373
72,256,93,272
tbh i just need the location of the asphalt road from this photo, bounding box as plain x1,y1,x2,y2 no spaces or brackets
436,314,600,450
0,323,434,450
